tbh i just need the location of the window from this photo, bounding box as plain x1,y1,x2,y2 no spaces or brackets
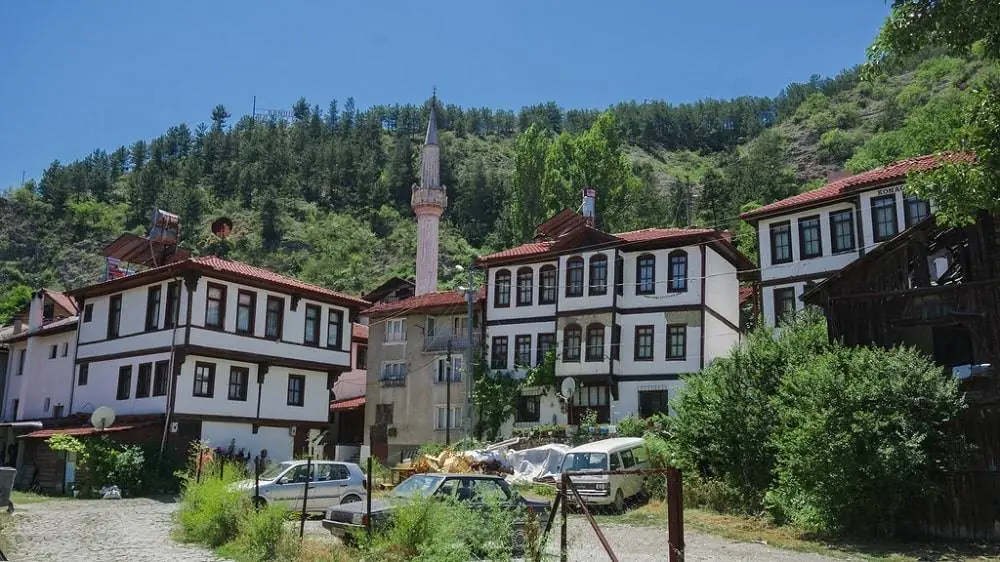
620,449,637,469
49,345,57,359
774,287,797,324
871,194,898,242
639,389,669,418
153,360,169,396
829,210,856,253
634,325,654,361
108,294,122,338
43,398,50,413
205,284,226,329
304,304,321,346
52,404,64,418
769,222,792,264
83,303,93,323
9,399,17,420
615,254,624,295
146,285,162,331
515,395,541,423
536,333,556,365
667,250,688,292
565,257,584,297
798,215,822,259
905,195,931,228
437,357,462,382
375,404,394,425
386,319,405,342
287,374,305,406
327,309,344,349
589,254,608,295
453,316,468,338
136,363,152,398
491,336,509,369
61,342,68,357
515,335,532,367
425,316,437,338
585,324,605,362
229,366,249,401
494,270,511,307
380,362,407,385
265,296,284,339
611,324,621,360
236,290,256,335
636,254,655,295
516,268,533,306
434,405,463,430
666,325,686,360
193,362,216,398
355,345,367,370
538,265,557,305
116,365,132,400
16,350,25,376
571,386,610,423
164,281,181,328
563,325,582,362
77,363,89,386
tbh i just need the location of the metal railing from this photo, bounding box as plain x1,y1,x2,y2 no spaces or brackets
422,331,480,353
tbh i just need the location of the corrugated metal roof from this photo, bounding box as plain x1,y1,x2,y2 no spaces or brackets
330,396,366,412
21,421,157,439
364,288,485,316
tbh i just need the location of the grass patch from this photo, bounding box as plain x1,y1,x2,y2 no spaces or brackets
513,482,557,500
10,491,64,505
596,501,1000,561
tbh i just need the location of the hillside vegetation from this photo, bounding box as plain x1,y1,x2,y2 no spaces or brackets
1,48,996,315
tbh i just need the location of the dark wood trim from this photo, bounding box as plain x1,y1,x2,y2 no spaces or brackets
635,253,656,295
741,178,907,223
255,362,269,421
192,361,216,398
303,303,321,346
486,315,557,327
183,344,349,373
171,413,328,429
265,295,285,340
768,220,792,266
760,269,841,288
617,304,701,315
79,324,178,346
556,306,613,318
205,282,228,330
609,249,620,378
633,324,654,362
699,246,707,370
870,193,900,244
75,346,175,365
705,305,740,333
107,293,123,339
326,309,346,351
796,214,823,260
614,373,682,382
235,289,257,336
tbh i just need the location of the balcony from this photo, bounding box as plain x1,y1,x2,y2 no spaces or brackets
423,331,481,353
379,364,407,387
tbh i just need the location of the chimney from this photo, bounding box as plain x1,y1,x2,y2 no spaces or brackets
582,188,597,227
27,291,44,331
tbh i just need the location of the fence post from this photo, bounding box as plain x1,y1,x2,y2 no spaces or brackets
366,456,373,538
253,455,260,508
299,456,311,538
219,459,224,481
195,454,202,484
667,467,684,562
560,473,568,562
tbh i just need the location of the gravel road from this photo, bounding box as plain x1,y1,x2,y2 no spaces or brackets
10,497,222,562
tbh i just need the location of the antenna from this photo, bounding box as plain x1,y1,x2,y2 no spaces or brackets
90,406,117,432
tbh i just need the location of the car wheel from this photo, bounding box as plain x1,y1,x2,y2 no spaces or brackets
613,489,625,514
341,494,362,504
252,496,267,509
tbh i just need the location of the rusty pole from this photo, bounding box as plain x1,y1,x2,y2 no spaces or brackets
667,467,684,562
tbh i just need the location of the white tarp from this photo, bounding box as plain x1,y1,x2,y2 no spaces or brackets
506,443,570,484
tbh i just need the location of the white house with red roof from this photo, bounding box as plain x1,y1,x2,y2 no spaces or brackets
740,152,972,327
477,203,756,426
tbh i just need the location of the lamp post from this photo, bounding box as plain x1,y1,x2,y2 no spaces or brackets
456,263,478,440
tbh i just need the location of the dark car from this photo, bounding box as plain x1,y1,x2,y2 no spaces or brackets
322,473,550,549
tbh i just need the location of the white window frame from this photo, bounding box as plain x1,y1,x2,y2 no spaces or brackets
434,405,463,430
386,319,406,343
436,356,463,383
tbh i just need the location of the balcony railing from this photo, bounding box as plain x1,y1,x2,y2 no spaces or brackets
379,365,407,387
423,331,481,353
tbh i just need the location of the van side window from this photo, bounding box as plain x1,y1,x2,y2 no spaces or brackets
620,449,636,469
633,446,648,464
609,453,621,471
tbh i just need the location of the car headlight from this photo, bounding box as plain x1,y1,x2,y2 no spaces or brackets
595,483,608,491
351,513,363,525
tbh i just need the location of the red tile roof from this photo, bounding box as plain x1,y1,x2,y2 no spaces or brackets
189,256,369,307
614,227,715,243
2,316,78,343
330,396,366,412
478,242,554,263
364,288,485,316
739,286,755,305
21,421,158,439
44,289,79,315
741,152,974,221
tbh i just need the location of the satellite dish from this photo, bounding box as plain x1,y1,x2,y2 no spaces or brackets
90,406,116,431
211,217,233,239
560,377,577,399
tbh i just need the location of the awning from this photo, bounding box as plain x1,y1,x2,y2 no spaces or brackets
20,422,156,440
331,396,366,412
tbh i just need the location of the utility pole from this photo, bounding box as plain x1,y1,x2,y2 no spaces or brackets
445,338,452,446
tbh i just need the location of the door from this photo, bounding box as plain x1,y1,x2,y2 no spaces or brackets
307,462,347,511
271,463,310,509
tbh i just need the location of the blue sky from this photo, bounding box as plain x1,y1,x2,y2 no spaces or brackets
0,0,890,189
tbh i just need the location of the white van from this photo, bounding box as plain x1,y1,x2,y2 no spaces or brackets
560,437,648,513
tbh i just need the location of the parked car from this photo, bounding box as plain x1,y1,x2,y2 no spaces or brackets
231,460,367,512
322,473,550,550
561,437,648,513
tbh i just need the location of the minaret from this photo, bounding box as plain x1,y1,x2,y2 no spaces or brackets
411,92,448,296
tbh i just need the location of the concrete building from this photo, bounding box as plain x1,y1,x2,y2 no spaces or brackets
478,203,755,425
740,152,972,326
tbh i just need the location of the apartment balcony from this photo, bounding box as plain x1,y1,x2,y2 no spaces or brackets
379,365,408,387
423,331,481,353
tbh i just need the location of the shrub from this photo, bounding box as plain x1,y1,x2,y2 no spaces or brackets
47,434,150,497
176,472,248,547
220,503,291,562
683,476,745,513
615,416,645,438
818,129,867,163
767,346,965,536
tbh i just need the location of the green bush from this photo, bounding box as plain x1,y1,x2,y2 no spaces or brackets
176,472,248,547
615,416,646,437
220,503,292,562
818,129,867,163
47,434,150,497
683,476,745,513
767,346,965,536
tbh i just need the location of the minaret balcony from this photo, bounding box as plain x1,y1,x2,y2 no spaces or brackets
411,187,448,208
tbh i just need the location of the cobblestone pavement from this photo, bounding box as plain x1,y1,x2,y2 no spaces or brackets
11,497,223,562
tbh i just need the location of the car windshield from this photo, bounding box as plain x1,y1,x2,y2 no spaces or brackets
259,461,295,480
391,474,444,497
563,452,608,472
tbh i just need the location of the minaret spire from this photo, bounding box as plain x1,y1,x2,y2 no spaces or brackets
411,89,448,295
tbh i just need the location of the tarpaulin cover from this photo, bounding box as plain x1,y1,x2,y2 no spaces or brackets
506,443,570,484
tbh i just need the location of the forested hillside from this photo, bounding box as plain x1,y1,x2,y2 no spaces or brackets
1,47,996,318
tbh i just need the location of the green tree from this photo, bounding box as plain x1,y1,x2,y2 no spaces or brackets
509,124,551,242
0,284,32,324
697,168,732,228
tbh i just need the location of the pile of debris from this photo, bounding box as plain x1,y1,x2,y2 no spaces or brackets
410,448,513,475
403,438,571,485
